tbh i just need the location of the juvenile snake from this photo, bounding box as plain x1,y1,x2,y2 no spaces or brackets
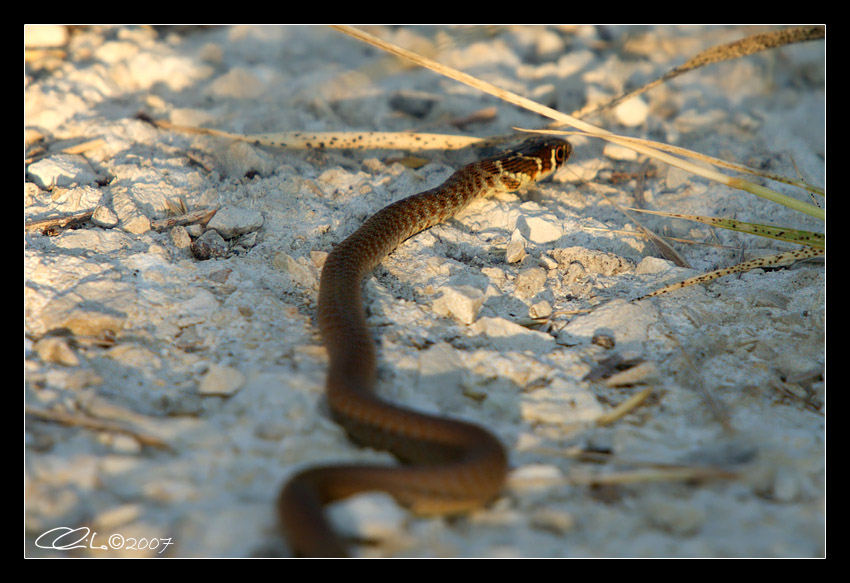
278,137,572,557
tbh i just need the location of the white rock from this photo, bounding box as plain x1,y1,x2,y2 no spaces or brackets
520,377,603,425
198,364,246,396
560,299,661,352
505,230,527,264
514,267,547,299
614,96,649,127
34,336,79,366
27,154,99,189
91,205,120,228
603,142,639,161
471,317,554,353
529,300,552,319
207,206,264,239
432,285,485,325
417,342,464,393
274,252,316,288
328,492,406,544
516,214,563,244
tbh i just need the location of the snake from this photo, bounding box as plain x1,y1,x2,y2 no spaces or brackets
278,136,572,557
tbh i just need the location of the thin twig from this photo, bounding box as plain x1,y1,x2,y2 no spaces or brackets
150,206,220,231
24,209,94,233
25,406,174,452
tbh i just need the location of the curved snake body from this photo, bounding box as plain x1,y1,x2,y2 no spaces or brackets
279,137,572,557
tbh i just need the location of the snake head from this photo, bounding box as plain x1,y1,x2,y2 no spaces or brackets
514,136,572,179
487,136,572,189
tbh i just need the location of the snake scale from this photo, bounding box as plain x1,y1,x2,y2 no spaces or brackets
278,137,572,557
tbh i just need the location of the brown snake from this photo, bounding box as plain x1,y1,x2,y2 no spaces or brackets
278,137,572,557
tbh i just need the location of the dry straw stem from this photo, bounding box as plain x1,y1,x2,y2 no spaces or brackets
595,387,655,426
541,129,823,198
510,452,737,489
572,26,825,119
146,117,487,151
527,129,824,220
634,245,825,302
332,25,825,221
150,206,220,231
624,208,824,249
24,208,94,233
569,465,739,487
25,406,173,452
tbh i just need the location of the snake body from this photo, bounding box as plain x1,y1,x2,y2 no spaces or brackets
278,137,572,557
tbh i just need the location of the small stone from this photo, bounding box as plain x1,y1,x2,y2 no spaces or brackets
206,205,264,239
328,492,406,544
389,90,438,119
520,377,603,424
614,96,649,127
170,225,192,250
198,363,245,396
432,285,486,325
111,188,152,235
471,317,554,353
91,205,119,228
514,267,547,299
641,494,707,535
529,300,552,319
517,214,562,244
34,336,79,366
27,154,99,189
591,332,616,349
191,229,228,260
635,256,677,275
273,252,315,288
530,508,576,534
107,344,162,370
38,281,130,337
505,231,527,264
418,342,464,392
563,158,600,183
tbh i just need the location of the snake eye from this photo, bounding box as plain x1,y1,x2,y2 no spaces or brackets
554,145,566,164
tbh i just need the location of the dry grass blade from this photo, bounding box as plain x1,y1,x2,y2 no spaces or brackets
25,209,94,233
570,466,739,486
25,406,174,452
572,26,825,119
590,181,692,268
537,128,824,197
634,246,824,301
150,206,220,231
332,26,824,221
526,128,824,219
595,387,655,426
144,116,486,151
509,457,738,489
332,25,824,313
625,208,825,248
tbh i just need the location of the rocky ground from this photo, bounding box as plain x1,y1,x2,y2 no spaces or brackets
25,25,824,557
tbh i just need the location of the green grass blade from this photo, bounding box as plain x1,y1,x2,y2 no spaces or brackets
626,208,825,249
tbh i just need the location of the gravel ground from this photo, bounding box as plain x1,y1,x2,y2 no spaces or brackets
25,25,825,558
